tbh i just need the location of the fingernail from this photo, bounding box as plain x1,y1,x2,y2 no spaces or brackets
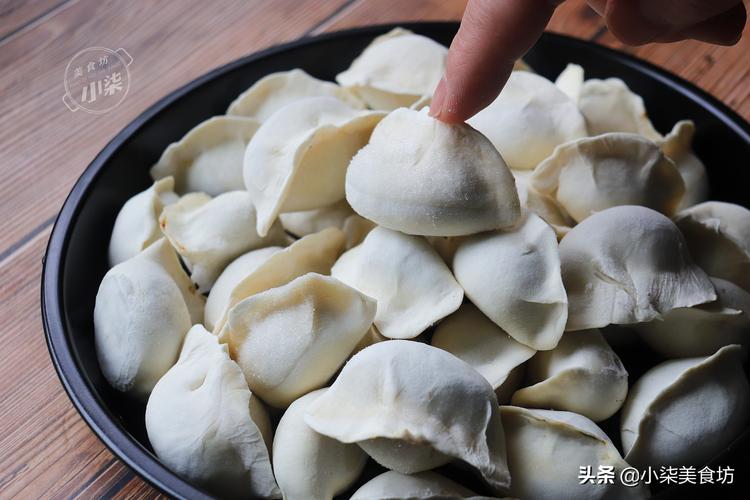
428,77,447,118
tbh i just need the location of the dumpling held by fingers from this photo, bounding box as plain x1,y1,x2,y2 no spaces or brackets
332,226,463,339
150,116,261,196
621,345,750,469
146,325,280,500
674,201,750,292
511,329,628,422
468,70,588,170
108,176,178,267
336,28,447,110
227,68,363,120
272,389,368,500
304,340,511,493
530,133,685,223
243,96,384,237
345,107,521,237
159,190,287,292
221,273,376,408
452,212,568,350
560,205,716,331
501,406,648,500
95,238,203,399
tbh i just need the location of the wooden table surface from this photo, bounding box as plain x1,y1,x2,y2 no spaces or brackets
1,0,749,498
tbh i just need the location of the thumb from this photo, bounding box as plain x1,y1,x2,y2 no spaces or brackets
430,0,562,123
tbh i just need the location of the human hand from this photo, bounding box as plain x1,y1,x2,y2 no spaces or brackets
429,0,747,123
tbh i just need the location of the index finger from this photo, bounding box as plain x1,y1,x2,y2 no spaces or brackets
430,0,562,123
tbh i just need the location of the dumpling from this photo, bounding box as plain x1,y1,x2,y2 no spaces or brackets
305,340,511,493
554,63,584,101
660,120,708,209
511,329,628,422
467,71,587,170
273,389,367,500
95,239,204,399
244,97,384,236
452,213,568,350
336,28,447,110
151,116,260,196
145,325,279,499
227,68,363,120
204,246,281,331
278,199,354,238
501,406,648,500
332,226,463,339
515,168,575,238
213,227,345,333
108,177,177,266
341,214,376,249
576,77,662,140
346,107,521,236
350,471,483,500
159,190,286,292
431,303,536,403
634,277,750,357
621,344,750,468
674,201,750,291
222,273,376,408
529,133,685,223
560,206,716,330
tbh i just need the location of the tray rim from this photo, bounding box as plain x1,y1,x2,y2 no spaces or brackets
41,20,750,499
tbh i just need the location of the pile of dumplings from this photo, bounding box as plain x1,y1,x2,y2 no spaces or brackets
95,28,750,499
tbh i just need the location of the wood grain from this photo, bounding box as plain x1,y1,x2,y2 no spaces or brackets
1,0,749,498
0,0,352,259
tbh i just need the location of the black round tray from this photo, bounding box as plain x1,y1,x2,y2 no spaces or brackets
42,22,750,499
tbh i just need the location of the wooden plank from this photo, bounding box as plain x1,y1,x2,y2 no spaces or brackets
595,22,750,121
0,0,351,260
0,0,67,41
314,0,467,33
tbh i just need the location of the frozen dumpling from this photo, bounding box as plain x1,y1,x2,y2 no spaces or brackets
511,329,628,421
159,190,286,292
468,71,587,170
633,277,750,357
94,239,204,399
560,206,716,330
273,389,367,500
146,325,279,499
204,246,281,331
336,28,447,110
453,213,568,350
332,227,463,339
108,177,177,267
278,199,354,238
346,107,521,236
621,345,750,468
227,68,363,120
350,471,483,500
244,96,384,236
502,406,647,499
530,133,685,223
213,227,345,333
222,273,375,408
305,340,511,493
660,120,708,210
151,116,260,196
674,201,750,291
431,303,536,402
